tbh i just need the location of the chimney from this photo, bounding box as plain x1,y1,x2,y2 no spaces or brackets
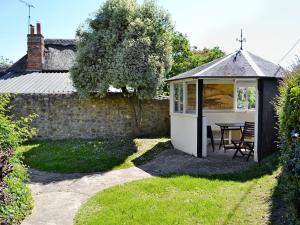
27,22,44,71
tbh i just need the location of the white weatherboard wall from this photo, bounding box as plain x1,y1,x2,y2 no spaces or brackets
171,114,198,157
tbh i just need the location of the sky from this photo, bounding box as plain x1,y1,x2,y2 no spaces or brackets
1,0,300,67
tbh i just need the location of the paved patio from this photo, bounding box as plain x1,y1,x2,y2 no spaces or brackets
22,147,254,225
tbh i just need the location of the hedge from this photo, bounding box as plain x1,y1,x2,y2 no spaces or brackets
0,94,36,224
276,67,300,224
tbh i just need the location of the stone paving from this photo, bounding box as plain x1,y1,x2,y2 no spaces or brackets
22,148,254,225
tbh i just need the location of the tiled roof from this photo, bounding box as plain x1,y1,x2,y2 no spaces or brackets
168,50,286,81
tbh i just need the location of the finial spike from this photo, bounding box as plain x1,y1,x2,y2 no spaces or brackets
237,29,246,50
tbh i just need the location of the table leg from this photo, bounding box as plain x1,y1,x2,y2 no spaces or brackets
219,127,224,150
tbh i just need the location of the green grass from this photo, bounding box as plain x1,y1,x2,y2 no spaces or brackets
17,138,170,173
75,154,281,225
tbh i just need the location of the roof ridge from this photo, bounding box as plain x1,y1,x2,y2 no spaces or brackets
192,51,238,77
241,50,265,77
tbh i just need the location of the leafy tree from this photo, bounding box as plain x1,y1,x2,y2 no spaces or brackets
0,57,12,71
159,32,225,95
71,0,173,134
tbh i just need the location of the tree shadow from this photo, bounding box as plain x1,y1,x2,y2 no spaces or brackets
21,138,138,184
133,142,285,224
269,171,300,225
134,141,280,182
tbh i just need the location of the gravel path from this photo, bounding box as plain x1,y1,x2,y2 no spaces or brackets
21,149,253,225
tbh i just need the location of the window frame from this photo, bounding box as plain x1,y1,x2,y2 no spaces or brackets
235,80,257,112
171,80,197,116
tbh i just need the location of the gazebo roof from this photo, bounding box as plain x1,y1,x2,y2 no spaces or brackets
168,50,286,81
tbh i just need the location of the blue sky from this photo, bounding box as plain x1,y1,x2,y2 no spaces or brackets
1,0,300,66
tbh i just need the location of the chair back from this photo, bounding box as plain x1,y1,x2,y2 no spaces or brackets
242,122,255,141
207,125,213,138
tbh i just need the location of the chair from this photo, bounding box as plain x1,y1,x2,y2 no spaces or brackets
224,122,255,161
207,125,215,152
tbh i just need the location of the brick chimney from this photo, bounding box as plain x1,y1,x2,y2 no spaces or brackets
27,22,44,71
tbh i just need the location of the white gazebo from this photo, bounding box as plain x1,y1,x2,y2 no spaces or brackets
168,50,285,162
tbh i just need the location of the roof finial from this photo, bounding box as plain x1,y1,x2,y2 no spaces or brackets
236,29,246,50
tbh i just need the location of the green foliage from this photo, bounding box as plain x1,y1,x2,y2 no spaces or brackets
0,152,32,224
71,0,173,99
159,31,225,95
0,56,12,68
276,67,300,224
0,94,37,151
0,94,36,224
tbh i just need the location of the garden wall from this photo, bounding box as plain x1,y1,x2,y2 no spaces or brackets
10,93,170,139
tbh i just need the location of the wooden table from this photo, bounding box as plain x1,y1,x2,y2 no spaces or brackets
215,122,244,150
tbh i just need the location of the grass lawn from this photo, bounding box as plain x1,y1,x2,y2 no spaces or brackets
75,154,281,225
17,138,170,173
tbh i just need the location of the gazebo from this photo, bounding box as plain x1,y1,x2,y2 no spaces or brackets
168,49,285,162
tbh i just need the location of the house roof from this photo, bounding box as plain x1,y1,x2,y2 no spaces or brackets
0,71,76,94
168,50,286,81
7,39,76,72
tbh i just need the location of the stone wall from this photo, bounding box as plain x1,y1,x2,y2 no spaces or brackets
11,93,170,139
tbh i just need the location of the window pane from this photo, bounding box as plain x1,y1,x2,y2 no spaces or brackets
247,87,256,109
237,87,247,110
174,84,183,113
203,84,234,110
186,83,196,114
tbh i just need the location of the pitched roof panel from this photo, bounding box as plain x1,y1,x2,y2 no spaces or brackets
168,50,286,81
0,72,76,94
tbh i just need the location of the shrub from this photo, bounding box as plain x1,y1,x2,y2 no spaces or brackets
0,94,36,150
0,151,32,224
276,67,300,224
0,94,36,224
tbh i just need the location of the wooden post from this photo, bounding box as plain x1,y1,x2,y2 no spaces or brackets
197,79,203,158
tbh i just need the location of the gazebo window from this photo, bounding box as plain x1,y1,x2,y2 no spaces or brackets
236,81,256,111
203,83,234,110
186,83,196,114
174,83,184,113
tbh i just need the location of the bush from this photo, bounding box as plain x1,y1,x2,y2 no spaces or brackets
276,67,300,224
0,94,36,224
0,94,36,150
0,151,32,224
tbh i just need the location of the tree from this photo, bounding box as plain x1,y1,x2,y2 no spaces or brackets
159,32,225,95
0,57,12,71
71,0,173,134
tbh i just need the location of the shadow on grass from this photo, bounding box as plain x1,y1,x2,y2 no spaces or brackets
134,142,285,225
21,138,138,184
22,139,289,224
133,141,280,182
269,170,300,225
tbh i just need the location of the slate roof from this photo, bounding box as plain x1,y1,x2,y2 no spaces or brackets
168,50,286,81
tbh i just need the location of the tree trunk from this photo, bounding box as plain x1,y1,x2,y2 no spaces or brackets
128,94,143,137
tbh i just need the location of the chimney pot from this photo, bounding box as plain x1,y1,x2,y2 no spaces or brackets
30,25,35,35
36,22,41,35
